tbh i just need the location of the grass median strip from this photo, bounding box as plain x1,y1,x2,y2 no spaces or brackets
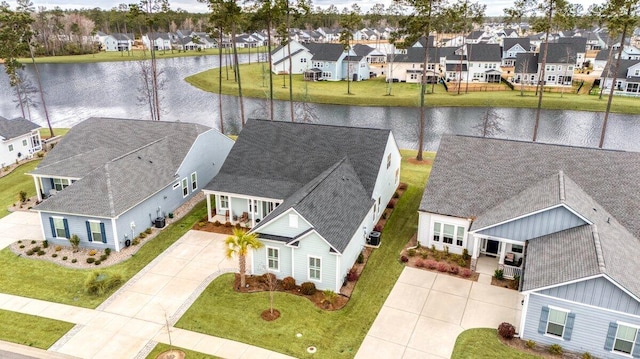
0,309,74,349
146,343,221,359
0,201,207,308
451,328,541,359
187,63,640,114
175,150,433,358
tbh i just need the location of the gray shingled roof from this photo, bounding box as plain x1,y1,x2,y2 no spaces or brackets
253,158,373,253
539,42,577,63
503,37,530,54
0,117,40,140
515,52,539,73
603,59,640,78
467,43,501,62
421,135,640,297
305,43,346,61
32,118,211,217
204,119,391,199
393,47,445,63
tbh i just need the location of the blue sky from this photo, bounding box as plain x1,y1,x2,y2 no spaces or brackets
31,0,604,17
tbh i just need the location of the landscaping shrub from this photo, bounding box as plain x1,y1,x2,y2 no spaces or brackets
282,276,296,290
19,190,27,202
399,183,407,190
69,234,80,252
198,221,205,227
525,340,536,349
549,344,563,355
55,245,62,252
37,250,45,256
347,268,359,281
260,272,276,284
300,282,316,295
213,220,221,226
31,240,36,244
132,238,140,245
88,249,97,256
425,260,438,270
71,258,77,263
62,256,67,261
400,255,409,263
94,260,101,265
99,254,108,261
448,265,460,275
86,257,95,264
139,232,147,239
32,246,40,252
26,250,34,256
52,253,58,258
457,258,468,267
322,290,338,306
374,224,382,232
460,268,473,278
19,245,24,249
105,248,111,256
420,251,429,259
437,262,449,272
415,259,426,268
382,212,387,219
498,322,516,339
407,248,416,257
356,252,364,264
443,245,449,257
393,191,399,198
83,271,124,296
433,251,443,261
462,248,470,260
494,269,504,280
17,240,21,244
224,222,232,227
145,227,152,234
386,200,395,209
42,240,48,248
582,352,593,359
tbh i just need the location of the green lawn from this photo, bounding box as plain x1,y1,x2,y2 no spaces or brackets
0,201,207,308
452,329,542,359
175,150,433,359
0,309,74,349
39,127,69,139
0,160,40,219
187,63,640,114
17,47,267,64
146,343,220,359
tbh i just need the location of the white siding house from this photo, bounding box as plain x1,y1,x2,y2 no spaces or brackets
0,117,41,168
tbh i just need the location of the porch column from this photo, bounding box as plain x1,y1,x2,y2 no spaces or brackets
470,234,480,271
251,199,256,228
498,240,507,271
34,176,42,201
228,197,233,224
206,193,212,222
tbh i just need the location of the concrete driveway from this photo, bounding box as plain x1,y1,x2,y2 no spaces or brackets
0,211,42,250
355,267,523,359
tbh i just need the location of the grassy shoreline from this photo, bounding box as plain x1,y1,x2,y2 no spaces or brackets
186,63,640,115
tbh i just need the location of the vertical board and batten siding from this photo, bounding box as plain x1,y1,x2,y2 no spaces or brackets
252,240,293,277
476,206,586,241
40,212,114,250
523,292,640,358
539,277,640,315
255,209,312,238
292,232,338,292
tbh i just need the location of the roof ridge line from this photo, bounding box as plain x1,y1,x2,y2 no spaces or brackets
289,157,350,208
104,162,117,217
591,224,607,273
558,170,566,202
111,137,167,162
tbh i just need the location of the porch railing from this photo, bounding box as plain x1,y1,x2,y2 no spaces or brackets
503,264,522,280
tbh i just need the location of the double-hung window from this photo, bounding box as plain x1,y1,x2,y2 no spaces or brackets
546,308,568,337
309,256,321,281
614,324,638,355
442,224,454,244
267,247,279,271
433,221,466,247
433,222,441,242
219,195,229,209
182,178,188,197
87,221,106,243
53,178,70,191
52,217,67,238
191,172,197,191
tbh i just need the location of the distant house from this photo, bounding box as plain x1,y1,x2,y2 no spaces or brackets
513,52,540,85
101,33,134,52
465,43,502,83
30,118,233,252
203,120,401,292
600,59,640,95
417,135,640,359
390,47,445,83
0,116,41,168
539,42,577,86
142,32,172,50
175,36,205,51
271,41,313,74
502,37,531,67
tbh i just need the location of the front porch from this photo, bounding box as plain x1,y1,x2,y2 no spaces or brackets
475,255,522,280
470,235,524,280
204,191,281,229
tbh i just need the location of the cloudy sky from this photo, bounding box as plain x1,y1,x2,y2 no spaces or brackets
29,0,604,17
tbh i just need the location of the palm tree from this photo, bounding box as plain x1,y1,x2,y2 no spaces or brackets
225,228,263,288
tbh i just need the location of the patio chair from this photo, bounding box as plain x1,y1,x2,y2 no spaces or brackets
240,212,249,223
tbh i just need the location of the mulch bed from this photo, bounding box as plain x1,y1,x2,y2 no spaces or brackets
492,277,520,291
499,336,585,358
192,220,238,235
407,158,433,166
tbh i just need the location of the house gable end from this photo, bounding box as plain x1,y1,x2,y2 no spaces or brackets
252,207,313,238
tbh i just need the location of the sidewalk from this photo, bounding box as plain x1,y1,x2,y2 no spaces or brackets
0,230,295,359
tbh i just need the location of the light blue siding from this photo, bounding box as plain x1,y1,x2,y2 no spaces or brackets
40,212,114,250
339,208,372,284
230,197,248,220
256,210,312,238
523,293,640,358
252,240,292,278
540,277,640,315
477,206,586,241
292,232,339,292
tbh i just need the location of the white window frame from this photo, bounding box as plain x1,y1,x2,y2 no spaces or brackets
89,221,103,243
22,139,27,146
190,172,197,192
545,306,570,338
8,144,13,152
289,213,298,228
308,255,321,282
172,182,180,190
181,178,188,198
219,195,229,209
53,178,70,191
433,221,466,247
267,246,279,271
613,322,639,355
52,217,66,238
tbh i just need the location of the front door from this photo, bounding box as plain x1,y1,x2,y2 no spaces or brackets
486,240,499,257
